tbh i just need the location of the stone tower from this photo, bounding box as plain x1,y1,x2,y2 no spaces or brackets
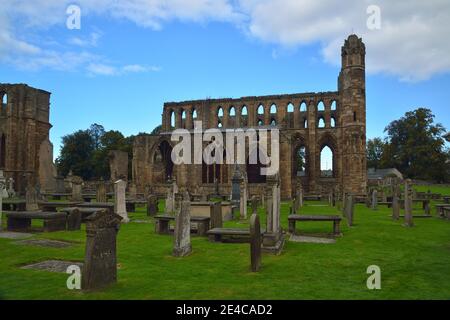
338,34,367,194
0,84,56,194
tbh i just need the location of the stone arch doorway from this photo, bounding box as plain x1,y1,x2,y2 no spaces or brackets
153,140,174,182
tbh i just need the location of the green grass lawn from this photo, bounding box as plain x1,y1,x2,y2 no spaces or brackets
0,186,450,300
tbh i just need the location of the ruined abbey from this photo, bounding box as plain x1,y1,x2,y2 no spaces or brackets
132,34,367,199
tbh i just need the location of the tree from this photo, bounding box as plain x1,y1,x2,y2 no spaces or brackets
151,125,162,135
56,130,95,180
382,108,449,182
366,138,385,169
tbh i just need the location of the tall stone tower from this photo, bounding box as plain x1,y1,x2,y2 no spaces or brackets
338,34,367,194
0,84,56,194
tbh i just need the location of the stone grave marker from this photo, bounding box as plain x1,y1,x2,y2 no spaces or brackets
371,189,378,210
147,194,158,216
250,213,261,272
82,210,122,290
210,201,223,229
404,179,414,227
96,180,107,203
114,179,129,223
173,192,192,257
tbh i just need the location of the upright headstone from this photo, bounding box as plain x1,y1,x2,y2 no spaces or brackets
250,213,261,272
147,194,158,216
371,189,378,210
7,177,15,198
345,194,354,226
392,194,400,220
263,174,283,253
114,179,129,223
404,179,414,227
66,208,82,231
173,192,192,257
210,201,223,229
128,183,137,200
96,179,107,203
82,210,122,290
71,176,83,202
0,171,6,230
251,196,258,215
25,180,39,211
341,191,346,213
240,181,248,219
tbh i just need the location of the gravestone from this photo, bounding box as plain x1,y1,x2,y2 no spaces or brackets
251,196,258,215
7,177,15,198
25,183,39,211
371,189,378,210
0,171,6,231
173,192,192,257
345,194,354,226
128,183,137,200
404,179,414,227
263,173,283,253
147,194,158,216
96,180,107,203
341,191,346,213
82,210,122,290
240,181,248,219
392,194,400,220
71,176,83,202
231,165,243,202
165,186,174,214
66,208,82,231
210,201,223,229
114,179,129,223
250,213,261,272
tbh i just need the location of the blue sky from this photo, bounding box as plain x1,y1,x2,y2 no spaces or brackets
1,1,449,165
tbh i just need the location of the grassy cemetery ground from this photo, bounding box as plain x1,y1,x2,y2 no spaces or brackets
1,186,450,300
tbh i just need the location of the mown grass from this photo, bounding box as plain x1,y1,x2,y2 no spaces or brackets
0,186,449,300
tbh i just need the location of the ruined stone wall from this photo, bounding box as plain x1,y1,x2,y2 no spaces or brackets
0,83,55,194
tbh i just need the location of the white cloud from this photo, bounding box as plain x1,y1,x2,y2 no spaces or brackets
87,63,161,76
1,0,450,81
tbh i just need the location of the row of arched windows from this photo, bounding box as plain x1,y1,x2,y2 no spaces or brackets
294,144,334,178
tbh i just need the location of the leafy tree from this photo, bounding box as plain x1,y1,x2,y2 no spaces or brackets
151,125,162,135
382,108,449,182
56,130,95,180
366,138,385,169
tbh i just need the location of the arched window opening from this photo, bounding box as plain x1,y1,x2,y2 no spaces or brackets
300,102,307,112
258,119,264,126
170,111,175,128
156,141,174,182
241,105,248,116
257,104,264,115
1,93,6,105
181,110,187,128
192,109,198,119
331,101,337,110
320,146,333,177
218,107,224,118
287,103,294,113
331,117,336,128
303,118,308,128
270,104,277,114
294,146,307,177
241,105,248,126
270,118,276,126
317,101,325,111
218,121,223,128
318,118,325,128
229,106,236,116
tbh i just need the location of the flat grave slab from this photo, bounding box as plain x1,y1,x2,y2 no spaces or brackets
289,234,336,244
0,231,33,240
15,239,73,248
21,260,83,273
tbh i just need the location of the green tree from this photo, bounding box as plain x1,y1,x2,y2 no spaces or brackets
382,108,449,182
56,130,95,180
366,137,385,169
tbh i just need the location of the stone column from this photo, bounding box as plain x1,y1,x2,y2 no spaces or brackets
114,179,129,223
0,171,6,231
404,179,414,227
173,192,192,257
82,210,122,290
250,213,261,272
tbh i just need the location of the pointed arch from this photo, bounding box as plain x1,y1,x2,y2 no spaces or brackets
300,102,307,112
270,103,277,114
257,104,264,115
317,101,325,111
287,102,294,113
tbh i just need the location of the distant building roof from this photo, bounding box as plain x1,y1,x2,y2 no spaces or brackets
367,168,403,180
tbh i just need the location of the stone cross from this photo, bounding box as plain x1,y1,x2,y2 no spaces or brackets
0,171,6,230
147,194,158,216
250,213,261,272
371,189,378,210
173,192,192,257
345,194,354,226
114,179,129,223
82,210,122,290
210,201,223,229
404,179,414,227
96,180,107,203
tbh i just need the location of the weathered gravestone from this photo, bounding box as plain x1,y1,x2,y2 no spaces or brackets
240,181,248,219
250,213,261,272
404,179,414,227
173,192,192,257
82,210,123,290
147,194,158,216
114,179,129,223
128,183,137,200
210,201,223,229
65,208,82,231
96,180,107,203
251,196,258,215
371,189,378,210
392,194,400,220
345,194,354,226
25,183,39,211
0,171,6,230
263,174,283,253
71,176,83,202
